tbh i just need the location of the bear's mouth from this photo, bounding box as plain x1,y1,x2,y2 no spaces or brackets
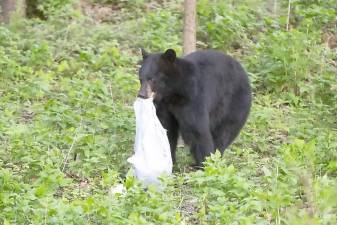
138,81,155,99
138,92,155,99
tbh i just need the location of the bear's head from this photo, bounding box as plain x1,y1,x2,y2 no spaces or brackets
138,49,179,101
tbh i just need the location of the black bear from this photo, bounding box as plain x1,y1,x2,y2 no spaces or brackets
138,49,252,167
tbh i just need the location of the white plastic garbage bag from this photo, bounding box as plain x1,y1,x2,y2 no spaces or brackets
127,98,172,185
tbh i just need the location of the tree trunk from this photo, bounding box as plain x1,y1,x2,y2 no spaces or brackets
179,0,197,148
286,0,291,31
183,0,196,55
0,0,17,23
273,0,278,15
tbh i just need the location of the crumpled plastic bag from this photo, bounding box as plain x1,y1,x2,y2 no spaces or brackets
127,98,172,185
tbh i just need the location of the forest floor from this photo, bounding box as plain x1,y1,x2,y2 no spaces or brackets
0,1,336,224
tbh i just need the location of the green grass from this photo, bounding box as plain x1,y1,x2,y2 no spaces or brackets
0,0,336,224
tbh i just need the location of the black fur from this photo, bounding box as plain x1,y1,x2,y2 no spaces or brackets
138,49,252,167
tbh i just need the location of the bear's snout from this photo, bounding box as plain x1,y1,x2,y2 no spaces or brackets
138,81,154,99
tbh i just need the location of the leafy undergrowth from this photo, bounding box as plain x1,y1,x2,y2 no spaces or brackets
1,0,337,224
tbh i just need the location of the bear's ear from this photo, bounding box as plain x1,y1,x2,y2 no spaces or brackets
141,48,149,59
162,49,176,63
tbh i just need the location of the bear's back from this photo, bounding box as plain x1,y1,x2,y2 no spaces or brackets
183,50,251,118
183,50,250,96
184,50,244,77
184,50,228,63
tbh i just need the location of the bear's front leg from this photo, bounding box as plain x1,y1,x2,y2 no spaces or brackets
155,101,179,164
190,129,214,167
178,112,214,168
